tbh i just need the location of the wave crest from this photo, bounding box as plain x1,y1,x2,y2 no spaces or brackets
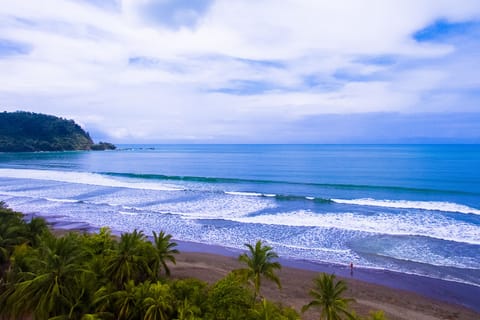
332,198,480,215
0,169,184,191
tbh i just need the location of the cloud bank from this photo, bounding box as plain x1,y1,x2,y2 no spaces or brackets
0,0,479,142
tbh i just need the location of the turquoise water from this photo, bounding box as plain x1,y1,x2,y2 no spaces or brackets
0,144,479,286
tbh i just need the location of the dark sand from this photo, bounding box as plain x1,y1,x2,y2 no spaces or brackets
173,241,480,320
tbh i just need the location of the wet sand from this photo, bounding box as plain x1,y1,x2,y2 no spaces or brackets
173,250,480,320
172,240,480,320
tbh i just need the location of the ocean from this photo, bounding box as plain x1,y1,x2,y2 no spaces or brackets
0,144,479,287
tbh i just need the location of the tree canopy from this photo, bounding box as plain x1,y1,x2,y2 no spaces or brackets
0,202,387,319
0,111,115,152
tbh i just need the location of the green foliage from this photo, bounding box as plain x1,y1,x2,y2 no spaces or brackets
82,226,116,256
302,273,356,320
206,272,254,319
0,203,388,319
143,281,174,320
366,310,388,320
0,111,94,151
91,141,117,150
238,240,282,302
0,209,26,265
112,280,144,319
171,278,208,313
175,297,202,320
25,216,50,247
205,273,299,320
105,229,155,289
152,230,179,278
252,298,300,320
0,203,53,277
6,232,94,319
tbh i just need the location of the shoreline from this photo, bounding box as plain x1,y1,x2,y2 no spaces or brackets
172,250,480,320
174,239,480,313
47,220,480,319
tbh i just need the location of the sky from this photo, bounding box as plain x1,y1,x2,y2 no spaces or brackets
1,0,480,143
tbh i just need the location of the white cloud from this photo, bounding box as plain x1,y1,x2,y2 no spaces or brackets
0,0,480,141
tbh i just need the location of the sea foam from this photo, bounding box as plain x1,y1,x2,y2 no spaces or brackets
332,198,480,215
231,210,480,245
0,169,184,191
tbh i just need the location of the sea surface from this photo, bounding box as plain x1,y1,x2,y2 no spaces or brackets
0,144,479,287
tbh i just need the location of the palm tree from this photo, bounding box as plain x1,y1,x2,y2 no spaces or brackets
83,226,115,256
143,281,174,320
5,232,92,319
112,280,142,320
25,216,50,247
238,240,282,302
175,298,201,320
253,298,278,320
0,222,24,269
171,278,207,316
302,273,355,320
105,229,153,288
152,231,179,277
81,313,114,320
91,283,117,316
0,211,27,270
206,272,253,319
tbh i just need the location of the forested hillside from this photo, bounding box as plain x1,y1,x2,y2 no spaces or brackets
0,111,113,152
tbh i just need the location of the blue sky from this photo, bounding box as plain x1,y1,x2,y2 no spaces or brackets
1,0,480,143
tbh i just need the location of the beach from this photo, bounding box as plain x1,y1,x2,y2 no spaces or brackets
53,222,480,320
32,220,472,320
52,225,480,320
172,249,480,320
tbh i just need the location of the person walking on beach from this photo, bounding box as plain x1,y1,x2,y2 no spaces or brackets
350,262,354,276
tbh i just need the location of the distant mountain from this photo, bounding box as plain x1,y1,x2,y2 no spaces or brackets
0,111,115,152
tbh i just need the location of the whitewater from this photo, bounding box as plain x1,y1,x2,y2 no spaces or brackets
0,144,479,287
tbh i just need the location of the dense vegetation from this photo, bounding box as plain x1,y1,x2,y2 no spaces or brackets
90,141,117,151
0,111,115,152
0,202,386,320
